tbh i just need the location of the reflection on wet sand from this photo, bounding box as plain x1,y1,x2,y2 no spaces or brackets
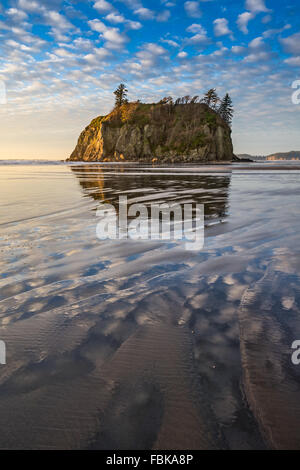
70,164,231,221
239,268,300,449
0,163,300,449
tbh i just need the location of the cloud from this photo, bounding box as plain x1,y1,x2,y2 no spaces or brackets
16,1,74,42
213,18,232,37
104,12,142,29
237,0,270,34
143,43,167,55
284,56,300,67
237,12,254,34
47,11,73,31
211,46,228,57
18,0,40,12
133,7,170,22
53,48,75,58
188,33,210,45
6,39,35,52
71,37,93,51
261,14,272,24
249,36,264,48
245,0,270,13
127,21,143,30
280,32,300,55
88,18,128,48
24,81,46,94
186,23,206,34
117,0,142,10
84,47,111,65
161,38,180,47
105,13,126,24
134,7,155,20
186,24,210,45
93,0,114,13
89,19,107,33
262,24,291,38
125,42,169,76
243,51,271,62
231,45,246,54
184,1,202,18
177,51,188,58
157,10,171,22
42,10,74,42
6,8,28,21
103,28,127,46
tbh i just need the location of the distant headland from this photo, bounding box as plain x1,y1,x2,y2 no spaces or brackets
238,151,300,161
68,85,235,164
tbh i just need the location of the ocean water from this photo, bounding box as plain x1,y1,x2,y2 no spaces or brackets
0,161,300,449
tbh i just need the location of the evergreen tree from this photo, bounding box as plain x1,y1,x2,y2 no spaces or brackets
182,95,191,104
114,83,128,108
202,88,220,109
191,95,199,104
218,93,234,126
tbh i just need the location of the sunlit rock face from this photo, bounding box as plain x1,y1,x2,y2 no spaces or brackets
68,102,234,163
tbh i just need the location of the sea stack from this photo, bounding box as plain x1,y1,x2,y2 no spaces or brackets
68,101,234,163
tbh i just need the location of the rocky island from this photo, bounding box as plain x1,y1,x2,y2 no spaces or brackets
69,86,234,163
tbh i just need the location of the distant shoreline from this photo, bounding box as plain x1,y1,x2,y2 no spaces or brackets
1,160,300,173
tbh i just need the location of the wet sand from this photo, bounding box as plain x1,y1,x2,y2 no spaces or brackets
0,162,300,449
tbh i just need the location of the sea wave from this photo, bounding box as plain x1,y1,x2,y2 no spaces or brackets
0,159,65,165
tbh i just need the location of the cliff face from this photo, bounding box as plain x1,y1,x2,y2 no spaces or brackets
69,102,234,163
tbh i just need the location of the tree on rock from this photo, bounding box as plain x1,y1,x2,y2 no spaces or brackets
202,88,219,109
114,83,128,108
218,93,234,126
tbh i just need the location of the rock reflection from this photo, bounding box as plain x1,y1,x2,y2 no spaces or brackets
70,164,231,222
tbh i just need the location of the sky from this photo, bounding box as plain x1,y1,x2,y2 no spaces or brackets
0,0,299,159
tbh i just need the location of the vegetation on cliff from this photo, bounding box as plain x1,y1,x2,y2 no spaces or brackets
113,83,128,108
